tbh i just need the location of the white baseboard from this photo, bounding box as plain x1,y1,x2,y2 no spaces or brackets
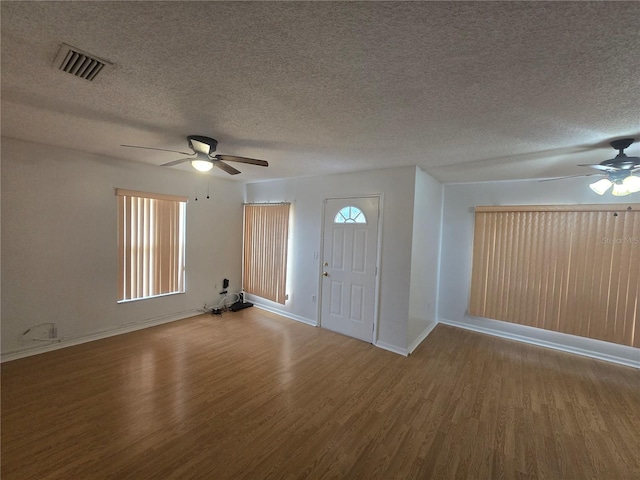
1,309,203,363
251,303,317,327
408,321,438,355
439,317,640,369
375,341,408,356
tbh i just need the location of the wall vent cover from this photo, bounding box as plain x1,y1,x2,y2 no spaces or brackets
53,43,112,81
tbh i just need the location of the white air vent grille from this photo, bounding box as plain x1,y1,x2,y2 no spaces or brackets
53,43,112,81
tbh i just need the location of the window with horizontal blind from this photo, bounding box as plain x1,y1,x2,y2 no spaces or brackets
469,204,640,347
116,189,187,302
243,203,291,304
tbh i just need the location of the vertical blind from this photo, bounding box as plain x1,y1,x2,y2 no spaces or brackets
243,203,291,304
117,189,187,302
469,204,640,348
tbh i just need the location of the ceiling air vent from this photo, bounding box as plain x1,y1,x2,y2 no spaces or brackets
53,43,112,81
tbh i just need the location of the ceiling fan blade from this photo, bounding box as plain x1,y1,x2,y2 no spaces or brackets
214,160,241,175
216,155,269,167
539,173,602,182
161,157,192,167
121,144,195,156
577,163,621,172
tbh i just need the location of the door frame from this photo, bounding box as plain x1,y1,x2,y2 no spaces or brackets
317,194,384,343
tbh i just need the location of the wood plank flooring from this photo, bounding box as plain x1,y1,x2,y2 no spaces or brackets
2,308,639,479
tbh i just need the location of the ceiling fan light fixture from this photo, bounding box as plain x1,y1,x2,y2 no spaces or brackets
589,178,613,195
580,138,640,196
622,174,640,193
611,182,630,197
191,159,213,172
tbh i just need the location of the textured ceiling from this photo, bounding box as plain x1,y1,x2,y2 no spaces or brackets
2,1,639,183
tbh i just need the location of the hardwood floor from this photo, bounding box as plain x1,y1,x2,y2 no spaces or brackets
2,308,639,479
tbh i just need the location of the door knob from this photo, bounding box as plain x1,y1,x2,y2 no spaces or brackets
322,272,328,277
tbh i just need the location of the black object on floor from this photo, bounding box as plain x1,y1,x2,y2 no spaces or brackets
229,301,253,312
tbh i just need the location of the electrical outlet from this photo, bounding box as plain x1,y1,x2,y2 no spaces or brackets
312,295,317,303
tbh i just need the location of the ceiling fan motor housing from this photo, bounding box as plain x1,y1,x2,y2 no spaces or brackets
610,138,634,152
601,138,640,169
188,135,218,155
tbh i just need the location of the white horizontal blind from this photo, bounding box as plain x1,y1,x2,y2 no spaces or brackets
469,204,640,347
243,203,290,304
117,189,187,302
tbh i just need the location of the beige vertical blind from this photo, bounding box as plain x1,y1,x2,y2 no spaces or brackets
470,204,640,348
243,203,291,304
116,189,187,302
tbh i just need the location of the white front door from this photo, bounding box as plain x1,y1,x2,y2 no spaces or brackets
320,197,380,342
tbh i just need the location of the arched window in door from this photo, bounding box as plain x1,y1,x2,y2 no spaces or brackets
334,206,367,224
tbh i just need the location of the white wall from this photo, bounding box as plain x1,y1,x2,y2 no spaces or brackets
408,167,443,351
1,137,244,359
438,176,640,367
245,166,418,352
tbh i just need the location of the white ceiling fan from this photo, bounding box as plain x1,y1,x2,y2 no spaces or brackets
122,135,268,175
